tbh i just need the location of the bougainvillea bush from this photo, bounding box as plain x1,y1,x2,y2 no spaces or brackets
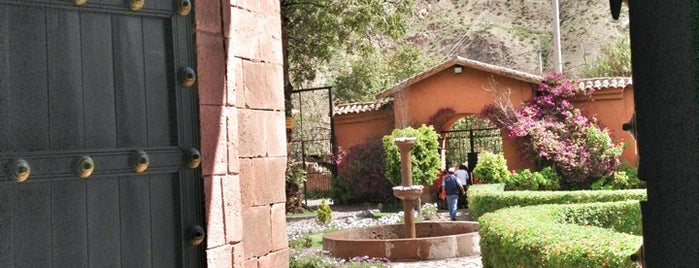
481,72,624,189
383,125,441,186
332,140,394,204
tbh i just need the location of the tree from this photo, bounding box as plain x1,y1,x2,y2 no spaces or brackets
383,125,441,186
332,42,439,102
281,0,417,114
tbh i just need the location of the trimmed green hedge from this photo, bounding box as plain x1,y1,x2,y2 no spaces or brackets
467,186,646,220
479,201,643,268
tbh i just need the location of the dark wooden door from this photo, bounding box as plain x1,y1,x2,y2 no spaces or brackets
0,0,204,267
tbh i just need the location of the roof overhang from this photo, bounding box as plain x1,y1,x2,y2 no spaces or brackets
375,56,544,99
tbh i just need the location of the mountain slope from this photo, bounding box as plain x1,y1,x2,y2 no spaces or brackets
407,0,629,78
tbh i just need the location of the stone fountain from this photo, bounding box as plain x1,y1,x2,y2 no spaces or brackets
323,137,480,261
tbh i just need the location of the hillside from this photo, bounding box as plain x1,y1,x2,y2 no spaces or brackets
406,0,629,78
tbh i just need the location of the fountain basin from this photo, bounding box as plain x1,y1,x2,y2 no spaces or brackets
323,221,480,261
392,185,424,200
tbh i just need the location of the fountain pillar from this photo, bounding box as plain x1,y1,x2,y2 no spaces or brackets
392,137,423,239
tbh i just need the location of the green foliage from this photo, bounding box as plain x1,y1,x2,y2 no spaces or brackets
305,190,332,199
286,162,307,188
479,201,642,268
289,250,335,268
383,125,441,186
583,35,631,77
333,43,439,102
286,162,308,213
468,186,646,220
591,163,644,190
289,248,390,268
282,0,416,87
330,174,362,205
332,141,394,204
506,167,561,191
472,151,510,184
316,199,333,224
557,202,642,235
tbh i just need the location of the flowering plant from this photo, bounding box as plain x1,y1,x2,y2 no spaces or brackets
332,141,394,204
481,72,623,189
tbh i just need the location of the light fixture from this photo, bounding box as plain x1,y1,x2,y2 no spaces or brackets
453,65,463,74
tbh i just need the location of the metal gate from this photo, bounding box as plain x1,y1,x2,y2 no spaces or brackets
443,128,502,169
0,1,204,267
288,86,336,201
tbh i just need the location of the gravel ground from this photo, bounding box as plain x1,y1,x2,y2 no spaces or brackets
287,203,483,268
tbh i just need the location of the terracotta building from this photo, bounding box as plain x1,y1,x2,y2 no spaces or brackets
0,0,287,267
335,56,636,171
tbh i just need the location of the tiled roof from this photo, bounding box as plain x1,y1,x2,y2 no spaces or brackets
575,77,632,90
375,56,544,99
334,99,392,116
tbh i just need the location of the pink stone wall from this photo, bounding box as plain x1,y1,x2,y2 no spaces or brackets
195,0,287,267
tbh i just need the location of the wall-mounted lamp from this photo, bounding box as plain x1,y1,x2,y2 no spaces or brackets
454,65,463,74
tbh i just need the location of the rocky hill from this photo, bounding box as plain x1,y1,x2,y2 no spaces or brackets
406,0,629,78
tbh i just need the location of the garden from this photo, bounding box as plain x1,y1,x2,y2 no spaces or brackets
286,73,645,267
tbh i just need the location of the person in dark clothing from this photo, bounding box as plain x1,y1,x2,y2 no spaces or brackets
454,163,470,208
441,167,465,221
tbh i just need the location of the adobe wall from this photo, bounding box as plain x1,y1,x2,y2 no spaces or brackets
395,67,536,171
195,0,288,267
334,109,394,150
335,66,637,173
570,85,636,166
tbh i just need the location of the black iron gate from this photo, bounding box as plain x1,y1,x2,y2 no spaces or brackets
443,128,502,169
0,1,204,266
288,86,336,201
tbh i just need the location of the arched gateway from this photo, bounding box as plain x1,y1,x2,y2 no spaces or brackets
334,56,636,171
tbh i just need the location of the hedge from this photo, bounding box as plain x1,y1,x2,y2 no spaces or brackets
479,201,643,268
467,185,646,220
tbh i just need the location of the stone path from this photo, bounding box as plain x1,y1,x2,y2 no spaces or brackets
390,256,483,268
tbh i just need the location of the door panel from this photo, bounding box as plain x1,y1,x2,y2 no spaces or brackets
51,179,88,268
4,6,49,152
0,0,202,267
47,10,84,150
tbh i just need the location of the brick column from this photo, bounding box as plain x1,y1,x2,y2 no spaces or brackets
196,0,287,267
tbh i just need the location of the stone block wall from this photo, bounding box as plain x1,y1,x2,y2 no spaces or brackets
195,0,288,267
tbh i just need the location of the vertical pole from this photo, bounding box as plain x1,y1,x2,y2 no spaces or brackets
551,0,563,73
328,87,337,185
469,129,475,153
298,92,307,205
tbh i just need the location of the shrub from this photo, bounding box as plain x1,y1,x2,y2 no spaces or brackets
583,35,631,77
472,151,510,184
479,201,642,267
316,199,332,224
332,141,394,204
468,187,646,220
286,162,308,213
481,73,624,189
591,165,644,190
383,125,441,186
506,167,561,191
